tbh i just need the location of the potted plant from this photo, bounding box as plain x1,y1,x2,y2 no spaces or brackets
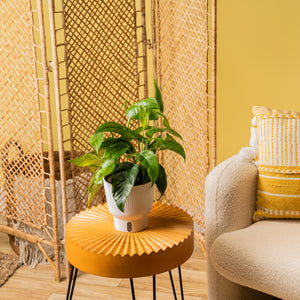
70,82,185,232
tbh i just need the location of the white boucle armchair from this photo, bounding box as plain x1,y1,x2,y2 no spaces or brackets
205,148,300,300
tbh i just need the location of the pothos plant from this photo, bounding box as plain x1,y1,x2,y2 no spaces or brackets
70,82,185,212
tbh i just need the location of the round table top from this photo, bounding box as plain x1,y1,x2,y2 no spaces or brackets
65,202,194,278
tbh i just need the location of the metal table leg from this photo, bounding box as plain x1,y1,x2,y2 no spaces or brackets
153,275,156,300
66,265,78,300
66,266,184,300
178,266,184,300
130,278,136,300
169,270,177,300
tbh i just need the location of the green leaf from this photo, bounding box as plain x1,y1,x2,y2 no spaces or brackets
93,160,116,185
136,165,150,184
113,162,134,174
148,110,170,127
100,159,116,175
145,128,160,138
100,138,117,149
95,122,144,142
156,164,167,197
89,132,104,152
87,172,102,207
153,137,186,160
101,138,134,152
139,106,148,129
101,141,130,162
130,97,160,110
124,98,128,112
102,160,116,176
111,163,139,212
165,128,183,139
126,98,160,120
163,117,170,128
165,133,177,142
126,108,161,122
88,172,97,193
154,81,163,112
145,127,183,139
69,151,102,167
126,117,131,128
88,165,98,173
94,171,104,185
133,127,144,134
148,111,161,120
134,126,152,134
136,150,159,184
88,183,102,207
126,106,140,121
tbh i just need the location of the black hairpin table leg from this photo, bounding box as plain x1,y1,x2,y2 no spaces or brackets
66,265,78,300
178,266,184,300
169,270,177,299
130,278,136,300
153,275,156,300
66,266,184,300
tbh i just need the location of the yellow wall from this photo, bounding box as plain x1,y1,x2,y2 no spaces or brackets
217,0,300,163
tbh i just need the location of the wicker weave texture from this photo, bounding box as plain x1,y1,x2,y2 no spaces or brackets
63,0,145,212
157,0,213,235
0,1,215,277
0,0,46,228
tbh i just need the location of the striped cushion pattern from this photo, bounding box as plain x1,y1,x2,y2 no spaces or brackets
252,107,300,221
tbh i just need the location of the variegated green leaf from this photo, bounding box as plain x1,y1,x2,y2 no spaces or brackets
136,150,159,184
154,81,163,113
111,163,139,212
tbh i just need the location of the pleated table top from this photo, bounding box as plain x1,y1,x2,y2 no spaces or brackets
65,202,194,278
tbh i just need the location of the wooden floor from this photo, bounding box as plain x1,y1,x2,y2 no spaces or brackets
0,232,208,300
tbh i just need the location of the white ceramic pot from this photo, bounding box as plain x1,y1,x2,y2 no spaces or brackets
103,178,155,232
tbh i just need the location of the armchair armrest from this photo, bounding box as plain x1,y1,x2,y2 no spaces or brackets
205,147,258,249
205,148,276,300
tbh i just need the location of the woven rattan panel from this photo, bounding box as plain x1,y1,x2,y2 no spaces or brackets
64,0,141,212
0,0,46,228
157,1,210,234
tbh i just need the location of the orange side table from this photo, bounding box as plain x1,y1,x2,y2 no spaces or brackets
65,202,194,299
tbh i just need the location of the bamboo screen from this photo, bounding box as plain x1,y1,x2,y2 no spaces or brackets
61,0,148,212
0,0,215,281
0,0,62,280
0,0,58,234
0,0,44,227
156,0,216,250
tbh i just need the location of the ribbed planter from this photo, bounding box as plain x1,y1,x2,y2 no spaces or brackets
103,178,155,232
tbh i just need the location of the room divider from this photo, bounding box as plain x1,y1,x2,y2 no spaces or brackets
0,0,216,281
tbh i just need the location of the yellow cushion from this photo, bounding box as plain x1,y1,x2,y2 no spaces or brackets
252,106,300,221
